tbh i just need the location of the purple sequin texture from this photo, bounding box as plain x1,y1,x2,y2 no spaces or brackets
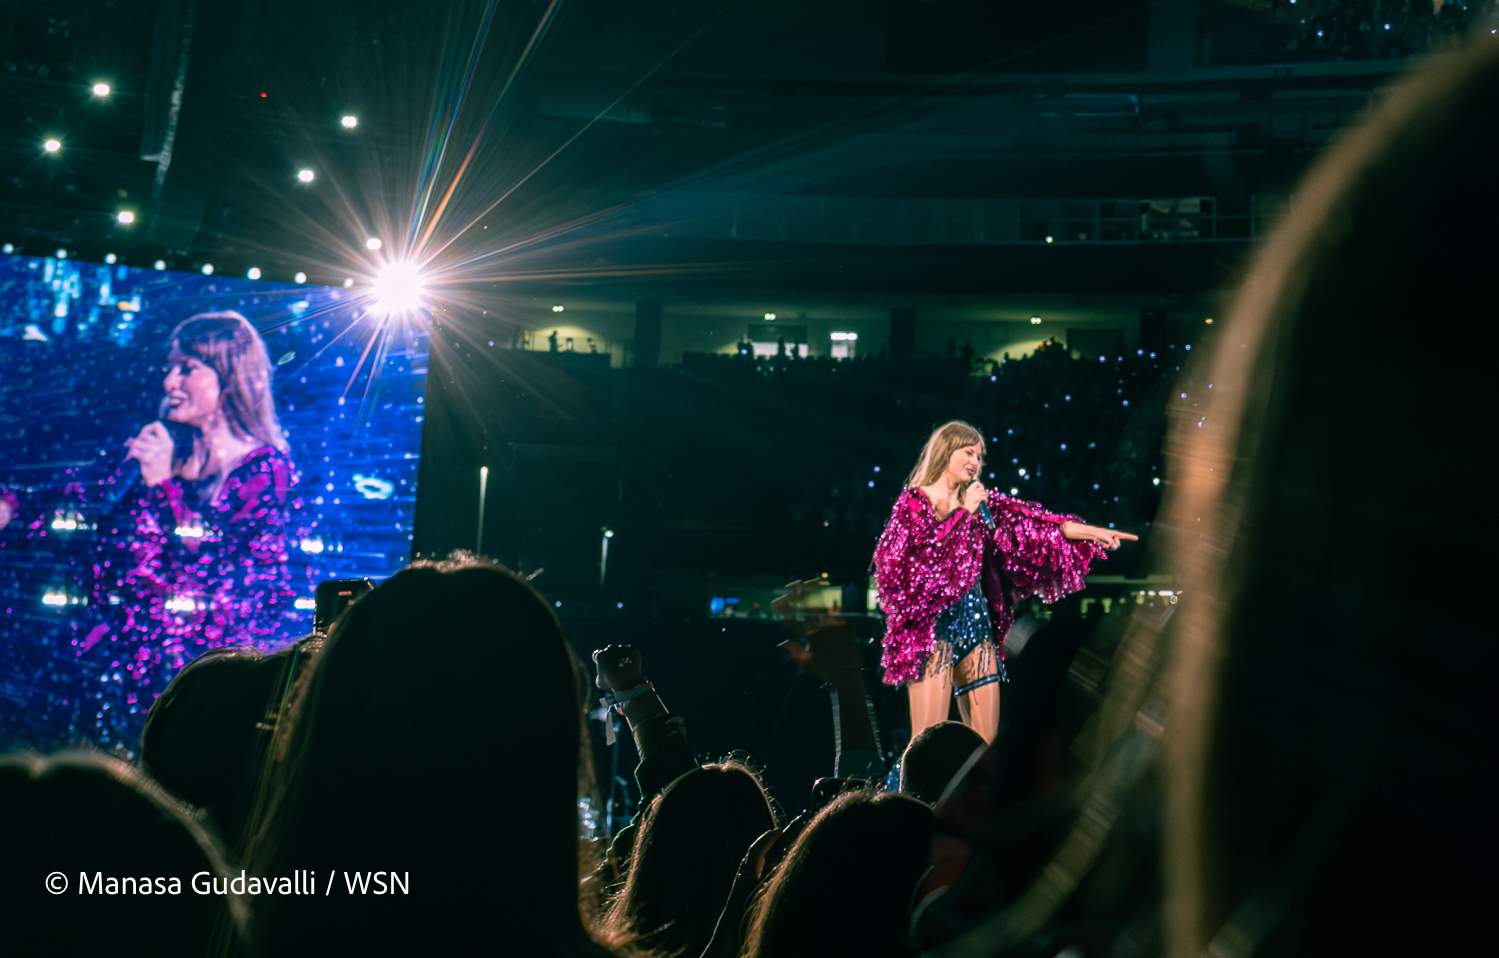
84,446,298,687
872,488,1106,687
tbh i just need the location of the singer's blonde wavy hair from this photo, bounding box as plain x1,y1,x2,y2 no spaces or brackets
904,420,985,488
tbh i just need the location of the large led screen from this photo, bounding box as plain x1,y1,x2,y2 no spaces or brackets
0,254,429,750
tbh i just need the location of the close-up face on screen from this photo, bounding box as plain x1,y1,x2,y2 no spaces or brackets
0,254,427,750
0,2,1494,955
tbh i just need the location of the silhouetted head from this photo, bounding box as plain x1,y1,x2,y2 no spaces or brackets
141,646,285,847
0,749,245,954
744,790,933,958
602,761,776,957
1156,39,1499,958
248,556,609,955
900,721,987,806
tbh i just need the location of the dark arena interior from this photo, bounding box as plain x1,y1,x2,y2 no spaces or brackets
0,2,1494,955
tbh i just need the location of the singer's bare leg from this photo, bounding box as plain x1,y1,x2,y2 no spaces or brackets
907,667,952,741
953,642,1000,743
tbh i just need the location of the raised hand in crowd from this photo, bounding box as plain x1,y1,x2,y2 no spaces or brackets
591,644,693,789
779,624,881,773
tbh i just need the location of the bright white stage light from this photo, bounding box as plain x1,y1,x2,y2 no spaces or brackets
153,260,166,270
117,211,134,224
342,277,353,288
104,253,117,264
371,262,425,314
552,304,564,312
297,169,315,183
201,263,214,275
43,139,60,153
341,115,358,128
247,267,262,280
92,83,111,96
55,249,67,259
294,271,307,284
366,238,382,250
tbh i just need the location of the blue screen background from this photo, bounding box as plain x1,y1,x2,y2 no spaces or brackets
0,253,430,748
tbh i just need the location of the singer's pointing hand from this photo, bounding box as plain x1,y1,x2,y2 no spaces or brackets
126,421,174,487
1060,521,1139,550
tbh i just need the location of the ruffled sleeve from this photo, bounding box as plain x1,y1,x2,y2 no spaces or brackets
985,492,1106,604
873,489,986,686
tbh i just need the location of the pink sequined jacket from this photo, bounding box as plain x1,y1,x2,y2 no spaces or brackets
84,446,298,682
872,487,1106,687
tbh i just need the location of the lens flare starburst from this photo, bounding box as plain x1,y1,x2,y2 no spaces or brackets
233,0,742,464
370,261,426,315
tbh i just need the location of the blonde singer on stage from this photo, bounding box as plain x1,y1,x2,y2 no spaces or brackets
872,421,1135,743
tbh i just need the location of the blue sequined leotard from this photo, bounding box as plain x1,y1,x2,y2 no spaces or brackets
931,502,1006,696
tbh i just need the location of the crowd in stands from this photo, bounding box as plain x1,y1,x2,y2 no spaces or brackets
4,37,1498,958
675,336,1184,541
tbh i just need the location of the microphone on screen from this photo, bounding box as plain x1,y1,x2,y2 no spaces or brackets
102,453,145,505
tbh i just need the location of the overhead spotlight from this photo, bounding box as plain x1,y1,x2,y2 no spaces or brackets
3,244,15,254
1030,316,1042,324
104,253,117,264
43,139,61,153
365,238,382,251
343,277,354,288
55,249,67,259
247,267,262,280
297,169,315,183
1044,236,1054,244
341,115,358,128
201,264,214,275
764,312,776,320
551,304,564,313
153,260,166,270
371,262,425,315
1204,318,1213,325
92,82,110,97
294,272,307,284
117,211,135,224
